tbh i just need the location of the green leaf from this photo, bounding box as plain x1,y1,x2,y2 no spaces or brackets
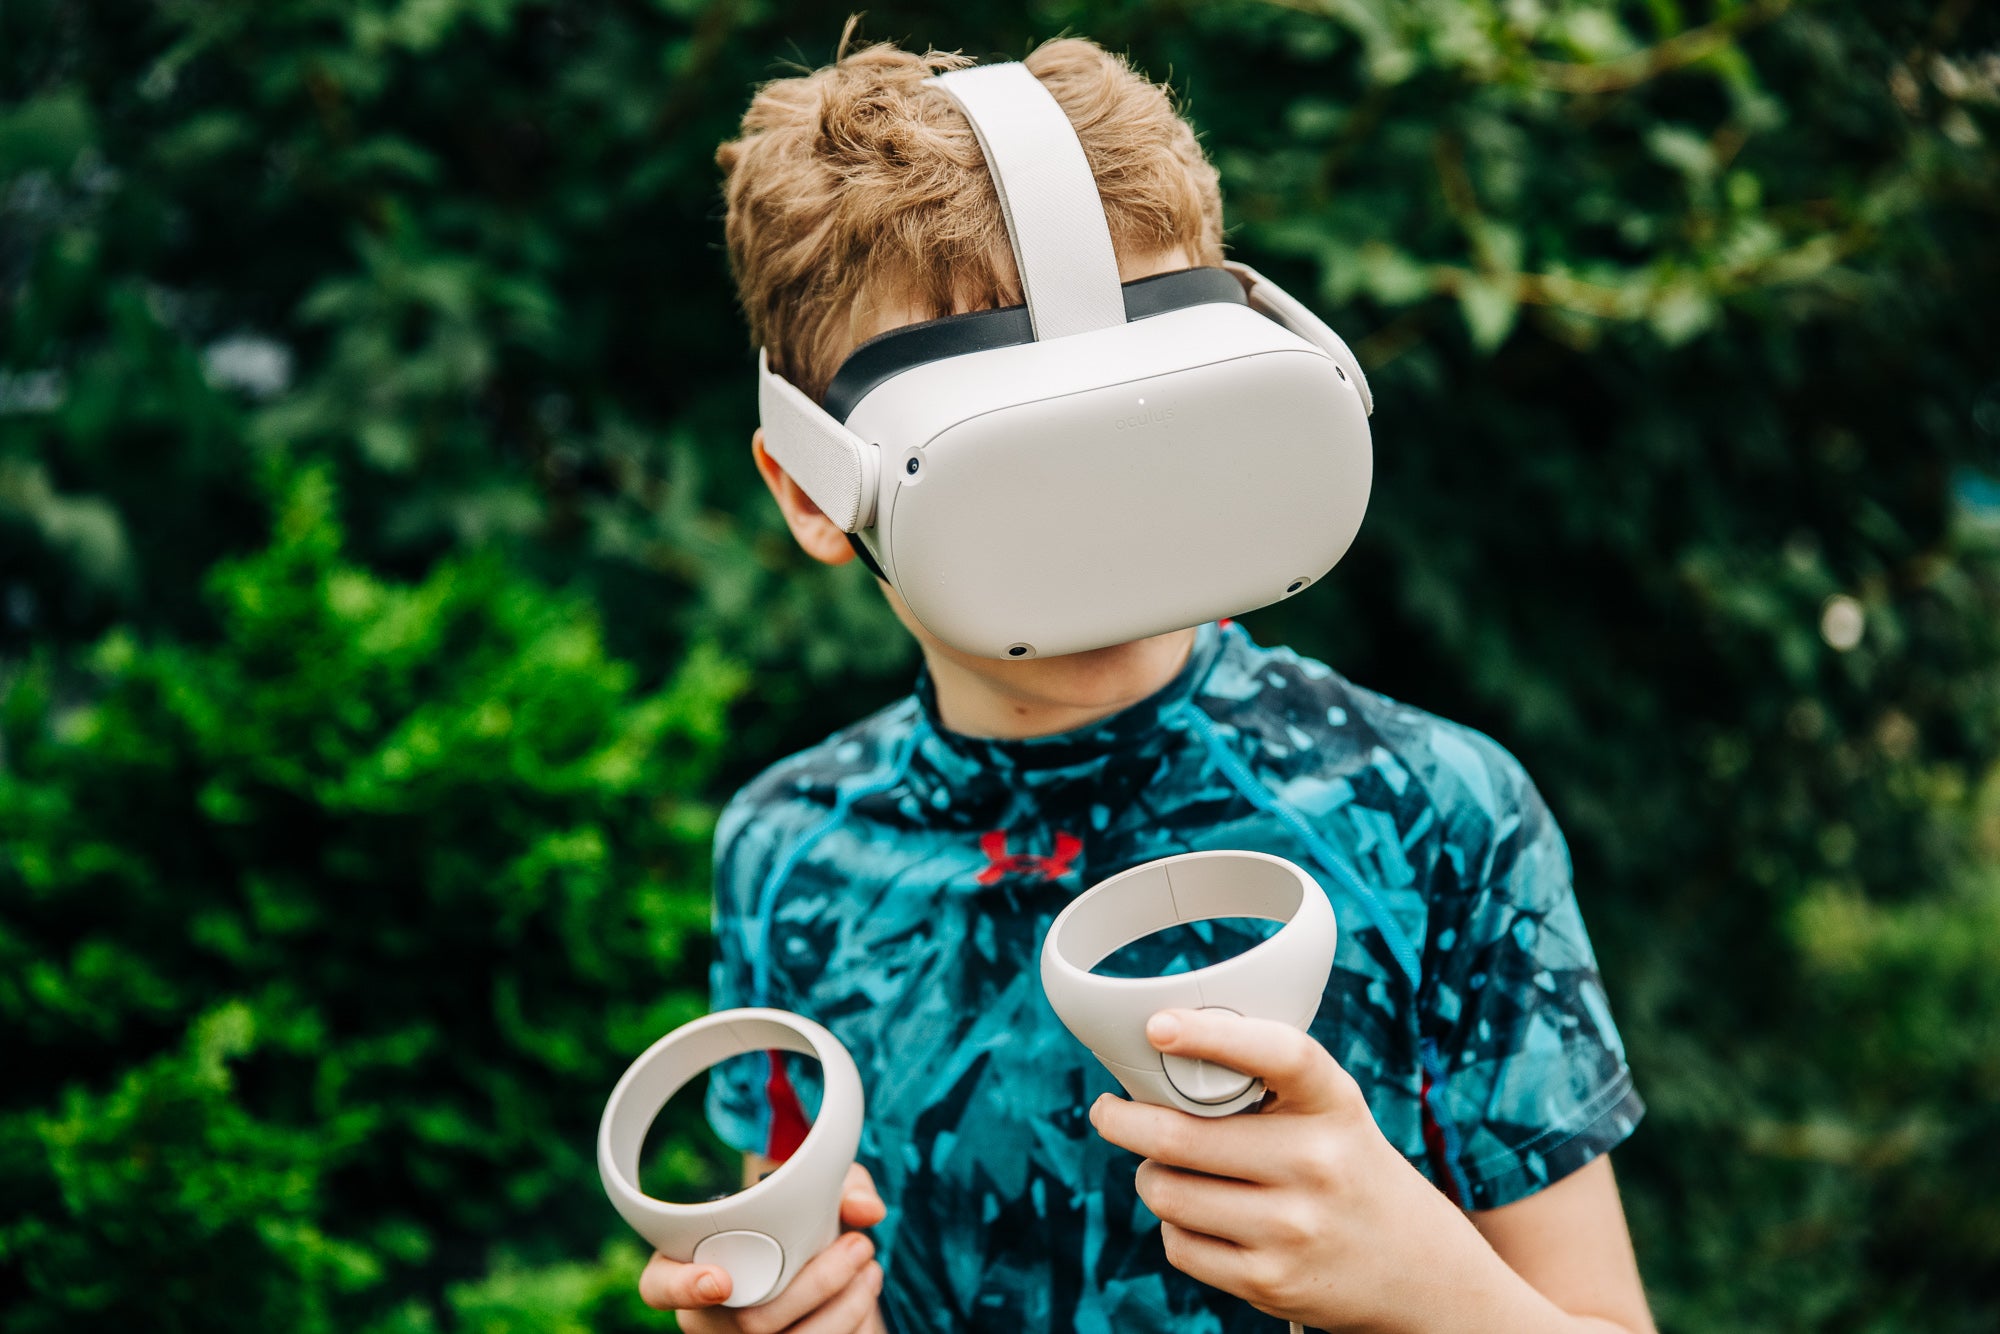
1457,273,1520,350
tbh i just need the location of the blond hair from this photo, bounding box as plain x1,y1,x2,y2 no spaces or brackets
717,30,1226,402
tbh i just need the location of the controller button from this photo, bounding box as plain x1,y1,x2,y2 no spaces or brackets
692,1230,786,1308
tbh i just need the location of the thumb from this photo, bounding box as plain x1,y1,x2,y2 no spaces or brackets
839,1161,886,1228
638,1252,732,1311
1144,1008,1355,1116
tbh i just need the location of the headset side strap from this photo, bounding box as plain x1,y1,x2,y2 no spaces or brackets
925,63,1125,341
1225,261,1375,417
757,349,878,532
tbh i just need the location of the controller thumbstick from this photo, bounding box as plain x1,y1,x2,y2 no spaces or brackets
691,1230,787,1308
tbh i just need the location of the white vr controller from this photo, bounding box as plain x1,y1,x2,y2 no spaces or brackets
597,1008,863,1308
1041,851,1337,1116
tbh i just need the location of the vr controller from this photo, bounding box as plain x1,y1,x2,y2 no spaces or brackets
597,1009,863,1308
1041,850,1338,1116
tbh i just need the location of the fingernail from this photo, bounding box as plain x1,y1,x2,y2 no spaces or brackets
866,1262,883,1290
845,1231,872,1258
1147,1012,1181,1045
1088,1094,1107,1123
695,1271,726,1303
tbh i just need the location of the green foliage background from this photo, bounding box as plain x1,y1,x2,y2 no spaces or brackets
3,1,1997,1330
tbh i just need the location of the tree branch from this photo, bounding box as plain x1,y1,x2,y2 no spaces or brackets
1523,0,1793,96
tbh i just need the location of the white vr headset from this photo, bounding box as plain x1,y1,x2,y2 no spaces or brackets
1041,851,1337,1116
598,1009,864,1308
757,60,1375,661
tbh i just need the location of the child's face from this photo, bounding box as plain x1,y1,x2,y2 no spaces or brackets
753,246,1200,723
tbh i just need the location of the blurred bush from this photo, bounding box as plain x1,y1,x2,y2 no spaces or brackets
1,466,740,1330
3,0,1998,1330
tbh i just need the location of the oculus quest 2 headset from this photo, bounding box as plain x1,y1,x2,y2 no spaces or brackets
757,60,1375,661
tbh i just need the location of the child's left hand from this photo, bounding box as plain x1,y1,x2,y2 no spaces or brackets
1088,1008,1504,1334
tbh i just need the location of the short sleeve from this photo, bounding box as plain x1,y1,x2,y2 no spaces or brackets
1422,732,1644,1211
704,793,774,1157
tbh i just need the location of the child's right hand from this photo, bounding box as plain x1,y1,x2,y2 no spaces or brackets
638,1163,888,1333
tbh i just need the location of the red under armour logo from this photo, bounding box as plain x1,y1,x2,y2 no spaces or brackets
977,830,1083,885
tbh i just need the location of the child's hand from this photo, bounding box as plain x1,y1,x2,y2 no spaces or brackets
1089,1009,1499,1334
638,1163,888,1333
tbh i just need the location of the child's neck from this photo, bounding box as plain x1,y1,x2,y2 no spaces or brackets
920,628,1198,741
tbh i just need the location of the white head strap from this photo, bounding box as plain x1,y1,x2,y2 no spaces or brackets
923,61,1125,340
757,349,877,532
756,60,1128,531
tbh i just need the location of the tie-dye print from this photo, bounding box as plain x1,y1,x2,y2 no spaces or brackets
706,621,1642,1332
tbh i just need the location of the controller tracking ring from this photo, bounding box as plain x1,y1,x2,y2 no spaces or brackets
1041,850,1338,1117
597,1008,864,1307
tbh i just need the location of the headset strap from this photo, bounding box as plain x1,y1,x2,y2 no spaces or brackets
757,350,877,532
925,62,1125,341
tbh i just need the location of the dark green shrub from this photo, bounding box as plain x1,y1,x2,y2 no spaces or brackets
0,467,740,1331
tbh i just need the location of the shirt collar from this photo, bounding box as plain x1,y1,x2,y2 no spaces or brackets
905,622,1224,819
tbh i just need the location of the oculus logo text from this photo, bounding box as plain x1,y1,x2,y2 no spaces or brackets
1113,405,1176,431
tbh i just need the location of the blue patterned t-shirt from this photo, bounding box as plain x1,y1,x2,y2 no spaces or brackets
706,620,1642,1333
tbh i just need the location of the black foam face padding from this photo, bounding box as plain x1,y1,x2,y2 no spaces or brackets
820,266,1251,424
846,531,886,580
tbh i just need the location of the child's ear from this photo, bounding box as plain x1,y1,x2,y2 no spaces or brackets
751,430,857,567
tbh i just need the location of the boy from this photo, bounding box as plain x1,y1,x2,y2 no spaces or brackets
643,33,1654,1334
